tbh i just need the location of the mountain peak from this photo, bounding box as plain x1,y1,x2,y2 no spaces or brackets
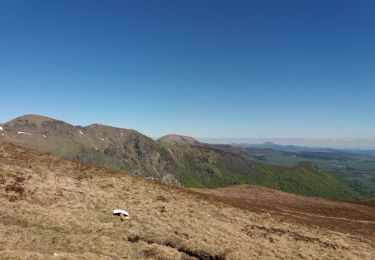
262,141,276,145
158,134,200,146
6,114,58,124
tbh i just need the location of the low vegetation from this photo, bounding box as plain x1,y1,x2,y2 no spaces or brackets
0,115,365,200
0,142,374,259
210,144,375,200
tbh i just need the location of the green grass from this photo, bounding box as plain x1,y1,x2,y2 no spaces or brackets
179,175,206,188
253,151,375,200
254,163,362,200
175,147,362,200
331,171,375,199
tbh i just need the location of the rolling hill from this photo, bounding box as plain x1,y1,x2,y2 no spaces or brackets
0,141,374,259
209,143,375,199
158,134,201,146
0,114,362,200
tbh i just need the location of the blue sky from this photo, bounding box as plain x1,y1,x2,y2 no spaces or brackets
0,0,374,140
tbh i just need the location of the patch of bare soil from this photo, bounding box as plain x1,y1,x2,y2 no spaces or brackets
127,234,226,260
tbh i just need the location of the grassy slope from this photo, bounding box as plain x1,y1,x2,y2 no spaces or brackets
256,150,375,199
167,145,362,200
192,185,375,239
0,142,374,259
15,135,362,200
0,115,362,200
254,163,361,200
211,145,375,200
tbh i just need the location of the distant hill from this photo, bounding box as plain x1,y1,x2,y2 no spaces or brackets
233,141,345,153
158,134,201,146
0,114,363,200
233,141,375,156
212,141,375,199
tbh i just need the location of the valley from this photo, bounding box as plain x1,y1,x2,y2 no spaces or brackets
209,143,375,200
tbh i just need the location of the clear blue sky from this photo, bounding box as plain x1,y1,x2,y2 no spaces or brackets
1,0,374,139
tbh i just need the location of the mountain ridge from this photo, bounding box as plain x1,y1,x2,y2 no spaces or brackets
0,114,362,200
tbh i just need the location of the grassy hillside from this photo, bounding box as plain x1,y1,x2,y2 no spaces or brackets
192,185,375,239
174,147,361,200
254,162,361,200
0,142,374,259
0,115,363,200
209,144,375,199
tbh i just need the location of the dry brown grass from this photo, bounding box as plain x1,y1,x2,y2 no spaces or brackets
0,142,374,259
191,185,375,239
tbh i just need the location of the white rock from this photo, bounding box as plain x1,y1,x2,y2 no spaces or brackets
0,126,3,131
17,131,30,135
113,209,129,216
